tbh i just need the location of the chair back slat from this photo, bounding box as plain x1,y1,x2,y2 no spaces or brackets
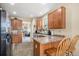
68,35,79,52
56,38,70,56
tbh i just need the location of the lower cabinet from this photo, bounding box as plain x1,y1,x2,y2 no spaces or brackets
33,39,61,56
33,40,52,56
12,32,22,44
33,40,40,56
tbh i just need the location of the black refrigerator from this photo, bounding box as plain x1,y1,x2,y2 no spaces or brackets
0,9,12,56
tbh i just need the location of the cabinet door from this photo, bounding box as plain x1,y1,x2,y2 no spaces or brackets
39,19,42,29
11,19,17,30
48,13,54,29
11,19,22,30
48,7,66,29
12,32,22,44
53,7,65,29
33,40,40,56
61,7,66,28
20,20,22,28
36,18,43,30
38,20,40,29
12,34,17,44
18,32,22,43
17,20,22,29
53,10,61,29
36,20,38,30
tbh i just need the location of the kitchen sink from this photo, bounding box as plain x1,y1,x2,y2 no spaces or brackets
37,35,46,37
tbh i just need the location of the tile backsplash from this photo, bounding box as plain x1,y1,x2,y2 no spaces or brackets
50,29,72,37
51,29,67,36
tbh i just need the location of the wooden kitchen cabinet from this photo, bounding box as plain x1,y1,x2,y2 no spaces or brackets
18,20,22,29
36,18,43,30
48,12,54,29
48,7,66,29
12,32,22,44
11,19,17,30
33,39,61,56
11,18,22,44
33,40,40,56
33,40,51,56
11,18,22,30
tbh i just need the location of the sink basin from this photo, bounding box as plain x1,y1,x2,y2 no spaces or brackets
53,35,65,37
37,35,46,37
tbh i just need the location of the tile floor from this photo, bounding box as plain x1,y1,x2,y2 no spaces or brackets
11,41,79,56
12,42,33,56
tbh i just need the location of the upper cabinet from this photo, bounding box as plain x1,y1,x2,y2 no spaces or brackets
48,7,66,29
11,18,22,30
36,18,43,30
48,12,54,29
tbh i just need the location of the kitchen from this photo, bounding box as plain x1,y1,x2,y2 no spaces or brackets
0,3,79,56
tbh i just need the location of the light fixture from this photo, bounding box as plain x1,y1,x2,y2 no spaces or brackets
10,3,15,5
40,12,42,15
13,11,16,15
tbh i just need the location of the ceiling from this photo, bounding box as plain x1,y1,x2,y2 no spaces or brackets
0,3,59,19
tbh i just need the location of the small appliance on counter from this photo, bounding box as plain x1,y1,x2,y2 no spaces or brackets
48,30,51,35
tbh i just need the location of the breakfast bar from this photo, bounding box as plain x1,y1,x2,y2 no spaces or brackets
33,34,65,56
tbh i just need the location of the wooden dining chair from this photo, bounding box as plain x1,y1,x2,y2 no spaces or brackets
66,35,79,56
44,37,70,56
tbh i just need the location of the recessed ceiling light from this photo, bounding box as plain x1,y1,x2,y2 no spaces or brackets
40,12,43,15
10,3,15,5
13,11,16,15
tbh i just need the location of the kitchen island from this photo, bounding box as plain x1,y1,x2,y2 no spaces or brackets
33,34,65,56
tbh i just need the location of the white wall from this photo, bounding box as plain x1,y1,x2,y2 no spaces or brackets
30,18,35,40
22,20,31,42
22,21,31,32
70,4,79,36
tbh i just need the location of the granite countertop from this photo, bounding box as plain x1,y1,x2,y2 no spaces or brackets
33,34,65,44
